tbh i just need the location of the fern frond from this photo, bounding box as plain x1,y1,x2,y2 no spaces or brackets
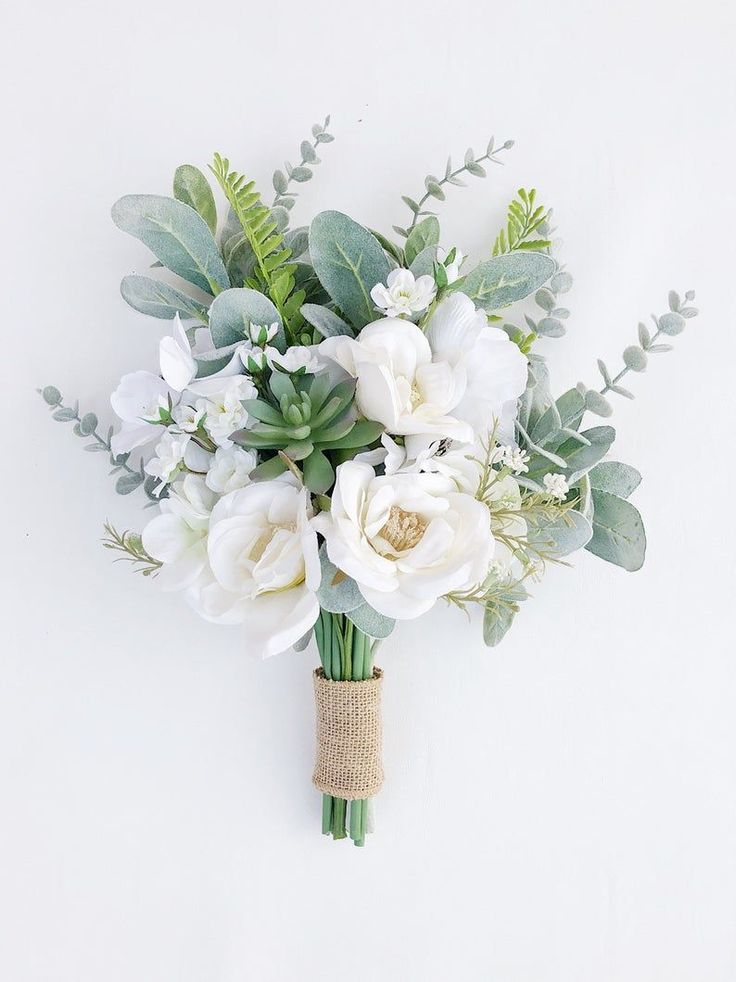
492,188,552,256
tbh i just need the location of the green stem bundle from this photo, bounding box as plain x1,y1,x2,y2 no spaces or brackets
313,609,375,847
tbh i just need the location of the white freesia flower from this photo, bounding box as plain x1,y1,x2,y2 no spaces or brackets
265,345,323,375
205,446,258,494
159,314,197,392
144,430,190,489
246,322,279,346
424,293,528,443
196,481,320,656
543,473,569,500
370,269,436,317
319,319,473,443
110,370,175,455
314,461,494,619
142,474,217,591
197,376,257,448
437,246,465,284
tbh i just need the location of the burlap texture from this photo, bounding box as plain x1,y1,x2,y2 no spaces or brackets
312,668,384,800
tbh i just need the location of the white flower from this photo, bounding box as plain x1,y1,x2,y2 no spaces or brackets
319,319,473,443
314,461,494,620
437,246,465,284
543,473,569,500
240,345,268,372
173,402,206,433
110,370,175,455
492,444,530,474
144,430,190,489
424,293,528,443
370,269,436,318
484,473,527,577
246,322,279,346
159,314,197,392
142,474,216,591
205,446,257,494
197,376,257,448
199,481,320,656
265,345,323,375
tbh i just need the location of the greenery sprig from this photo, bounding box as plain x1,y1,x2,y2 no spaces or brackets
38,386,158,499
272,116,334,211
102,521,161,576
397,136,514,237
492,187,551,255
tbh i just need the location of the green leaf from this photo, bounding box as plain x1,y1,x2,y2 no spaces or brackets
300,303,353,338
115,472,144,495
79,413,98,436
316,545,365,614
404,216,440,267
41,386,61,406
584,390,614,417
345,602,395,639
483,603,518,647
588,461,641,499
528,509,593,558
303,450,335,493
531,388,585,444
318,419,383,451
112,194,229,296
208,288,284,350
120,274,209,323
173,164,217,235
53,408,77,422
458,252,556,312
623,345,647,371
528,426,615,483
586,489,646,571
408,246,437,278
309,211,391,329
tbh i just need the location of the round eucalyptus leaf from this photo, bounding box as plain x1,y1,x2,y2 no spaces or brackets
623,345,647,372
658,312,686,335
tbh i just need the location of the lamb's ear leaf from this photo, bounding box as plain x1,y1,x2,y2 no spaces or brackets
483,603,518,647
528,509,593,558
588,461,642,499
300,303,353,338
208,288,285,351
345,602,395,639
585,489,646,571
316,545,364,613
173,165,218,235
120,274,209,323
458,252,556,311
404,216,440,267
112,194,229,296
309,211,391,329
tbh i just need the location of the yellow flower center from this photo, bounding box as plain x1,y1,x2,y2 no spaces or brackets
380,505,428,552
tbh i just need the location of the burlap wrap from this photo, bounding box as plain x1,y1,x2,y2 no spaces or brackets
312,668,384,800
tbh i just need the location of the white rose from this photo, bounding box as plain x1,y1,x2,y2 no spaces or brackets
205,446,257,494
142,474,217,591
314,461,494,619
424,293,528,443
319,319,473,443
370,268,437,317
200,481,320,656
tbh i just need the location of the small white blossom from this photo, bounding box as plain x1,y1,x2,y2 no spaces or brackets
437,246,465,284
492,444,530,474
543,473,569,500
198,376,257,448
144,430,190,490
246,322,279,346
173,403,206,433
265,345,323,375
205,446,258,494
370,268,436,317
240,345,268,372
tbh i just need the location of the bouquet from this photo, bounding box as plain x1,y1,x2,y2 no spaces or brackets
41,117,699,846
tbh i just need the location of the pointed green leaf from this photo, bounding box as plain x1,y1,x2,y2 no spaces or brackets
173,164,217,235
586,490,646,571
208,288,284,350
458,252,556,311
120,274,209,323
404,216,440,267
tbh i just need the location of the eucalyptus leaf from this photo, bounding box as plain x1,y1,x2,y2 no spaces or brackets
483,604,518,647
208,288,285,351
112,195,229,295
345,602,396,639
115,472,144,495
309,211,391,328
586,489,646,571
408,246,437,278
173,164,217,235
120,275,209,323
588,461,641,499
528,509,593,558
458,252,556,312
404,216,440,267
301,304,353,338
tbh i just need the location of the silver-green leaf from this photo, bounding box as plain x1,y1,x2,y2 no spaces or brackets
173,165,218,235
588,461,642,499
208,288,284,350
458,252,556,312
585,489,646,571
120,274,209,323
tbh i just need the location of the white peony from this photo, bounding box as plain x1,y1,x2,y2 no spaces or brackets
370,268,436,318
314,461,494,619
196,376,257,448
424,293,528,443
142,474,216,591
110,370,175,455
144,430,190,489
319,319,473,443
197,481,320,656
205,446,258,494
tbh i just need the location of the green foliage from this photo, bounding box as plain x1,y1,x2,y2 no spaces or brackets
111,194,229,296
527,508,593,558
345,602,395,639
272,115,334,213
404,216,440,267
579,290,699,418
102,521,162,577
38,388,160,500
120,274,210,323
586,489,646,571
483,584,528,647
173,164,218,235
398,136,515,236
588,461,641,499
208,287,285,351
316,546,364,613
300,303,353,338
457,252,556,312
309,211,391,329
233,373,384,493
492,187,551,255
517,265,573,344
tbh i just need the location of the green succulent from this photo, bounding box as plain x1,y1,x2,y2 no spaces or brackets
232,372,383,492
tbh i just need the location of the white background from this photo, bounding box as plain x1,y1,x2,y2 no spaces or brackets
2,1,735,979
